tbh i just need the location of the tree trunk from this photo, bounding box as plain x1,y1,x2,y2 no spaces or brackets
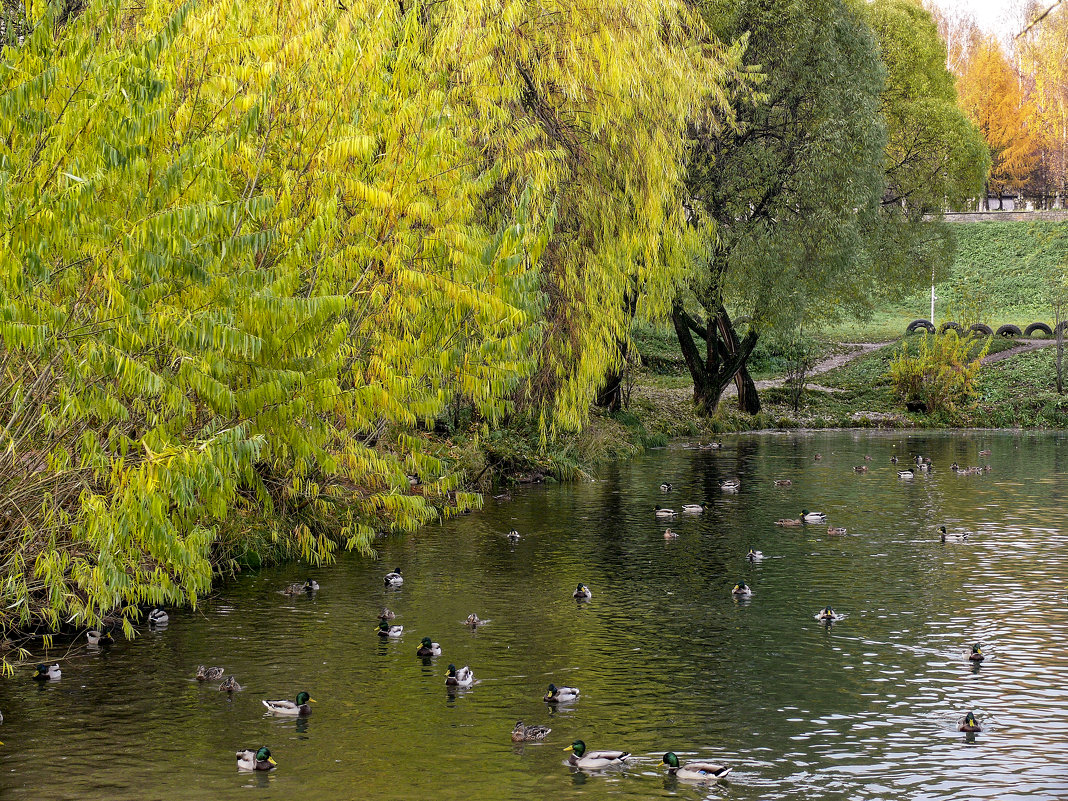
671,301,760,414
594,288,638,413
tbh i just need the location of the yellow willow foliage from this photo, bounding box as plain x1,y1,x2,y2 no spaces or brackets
0,0,739,643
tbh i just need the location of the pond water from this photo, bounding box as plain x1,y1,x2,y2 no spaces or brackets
2,430,1068,800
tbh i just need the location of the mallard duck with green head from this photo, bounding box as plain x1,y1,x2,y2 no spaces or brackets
417,637,442,657
958,711,981,732
731,582,752,598
815,607,844,623
573,583,593,600
262,692,314,716
801,510,826,524
377,620,403,637
196,665,225,682
32,663,61,681
236,746,276,771
384,568,403,586
544,683,579,703
445,664,474,687
86,630,112,647
939,526,968,543
968,643,984,662
746,549,763,561
661,752,731,782
511,721,551,742
564,740,629,769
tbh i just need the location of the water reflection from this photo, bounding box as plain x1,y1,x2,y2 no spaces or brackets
0,431,1066,800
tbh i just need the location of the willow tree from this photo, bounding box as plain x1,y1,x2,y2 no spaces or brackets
678,0,886,414
0,0,739,647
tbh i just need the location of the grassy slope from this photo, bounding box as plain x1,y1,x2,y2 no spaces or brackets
826,221,1068,341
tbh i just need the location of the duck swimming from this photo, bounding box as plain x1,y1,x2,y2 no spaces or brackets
464,614,485,627
377,620,403,637
417,637,442,657
148,607,169,626
775,518,803,527
384,568,404,586
32,663,61,681
661,751,732,782
564,740,629,769
663,529,678,539
445,664,474,687
774,479,792,487
654,506,678,518
196,665,225,682
262,692,314,716
86,630,112,646
731,582,752,598
511,721,552,742
219,675,242,692
544,683,579,703
815,607,844,623
280,579,319,595
573,583,593,600
659,483,672,492
236,746,276,771
378,607,396,621
958,711,982,732
507,529,520,542
746,549,763,561
801,510,826,524
827,526,847,536
968,643,984,662
939,526,968,543
720,479,740,492
898,468,914,478
682,503,705,513
853,465,868,473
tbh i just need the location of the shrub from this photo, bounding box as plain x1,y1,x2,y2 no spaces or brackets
888,332,990,413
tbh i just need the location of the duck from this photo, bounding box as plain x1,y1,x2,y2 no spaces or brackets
507,529,520,542
731,582,752,598
659,482,672,492
700,441,722,450
654,506,678,518
827,526,847,536
950,462,960,471
148,607,169,626
815,607,843,623
918,460,931,472
384,568,403,586
32,663,61,681
86,630,112,646
915,454,925,465
236,746,276,771
417,637,442,657
897,468,915,479
564,740,629,769
511,721,552,742
573,583,593,600
493,491,512,501
219,675,242,692
378,607,396,621
661,751,732,782
377,620,403,637
890,456,899,463
720,479,740,492
445,664,474,687
746,549,763,562
544,683,579,703
262,692,314,716
801,510,826,524
979,449,992,456
464,614,485,627
682,503,706,513
774,479,792,487
853,465,868,473
958,711,982,732
813,453,822,461
864,455,872,461
939,525,968,543
775,518,803,527
968,643,984,662
280,579,319,595
195,665,225,682
663,528,678,539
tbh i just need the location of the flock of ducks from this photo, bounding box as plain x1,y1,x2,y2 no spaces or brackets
658,444,993,738
13,443,994,775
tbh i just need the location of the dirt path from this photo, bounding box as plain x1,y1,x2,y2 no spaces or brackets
721,341,891,396
979,338,1055,364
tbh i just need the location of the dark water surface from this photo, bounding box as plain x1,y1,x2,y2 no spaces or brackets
3,431,1067,800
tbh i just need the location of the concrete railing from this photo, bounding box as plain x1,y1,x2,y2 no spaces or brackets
940,210,1068,223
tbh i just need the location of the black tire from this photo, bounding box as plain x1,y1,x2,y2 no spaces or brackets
995,324,1022,338
1024,322,1053,338
969,323,993,336
906,319,935,334
939,321,964,334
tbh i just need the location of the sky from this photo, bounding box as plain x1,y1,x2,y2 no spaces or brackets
925,0,1029,40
